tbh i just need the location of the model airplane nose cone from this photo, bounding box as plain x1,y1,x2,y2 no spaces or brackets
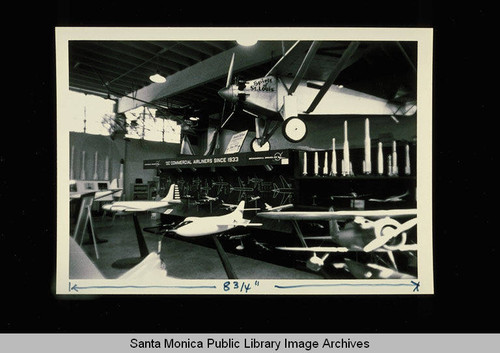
218,87,235,102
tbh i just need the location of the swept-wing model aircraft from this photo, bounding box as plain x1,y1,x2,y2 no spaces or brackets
102,184,181,214
257,206,417,274
211,41,416,152
272,175,295,205
229,177,255,201
168,200,262,238
165,201,262,279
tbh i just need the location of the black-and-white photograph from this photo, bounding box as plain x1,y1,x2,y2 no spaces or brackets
56,28,433,295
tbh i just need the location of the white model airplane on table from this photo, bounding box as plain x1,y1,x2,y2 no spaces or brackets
102,184,181,214
165,201,262,279
207,41,416,153
168,201,262,238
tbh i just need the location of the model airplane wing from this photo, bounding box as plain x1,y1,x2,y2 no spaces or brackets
257,208,417,221
276,245,417,253
102,203,170,213
216,221,263,227
70,189,122,201
276,246,350,252
264,203,294,212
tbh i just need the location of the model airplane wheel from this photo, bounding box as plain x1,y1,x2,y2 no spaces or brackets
282,117,307,143
251,138,271,152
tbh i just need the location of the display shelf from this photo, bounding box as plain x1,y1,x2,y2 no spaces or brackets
132,183,149,200
296,175,416,180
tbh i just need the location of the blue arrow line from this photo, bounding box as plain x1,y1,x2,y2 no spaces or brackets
70,283,216,292
275,282,420,291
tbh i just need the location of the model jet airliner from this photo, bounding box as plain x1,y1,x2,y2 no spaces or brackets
102,184,181,214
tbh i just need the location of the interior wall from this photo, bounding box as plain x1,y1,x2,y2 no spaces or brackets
69,132,180,200
69,114,416,199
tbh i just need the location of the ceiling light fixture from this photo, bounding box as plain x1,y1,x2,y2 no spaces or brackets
237,39,258,46
150,52,166,83
149,72,166,83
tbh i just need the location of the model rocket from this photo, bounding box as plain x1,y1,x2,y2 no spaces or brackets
323,152,329,175
80,150,86,180
303,152,308,176
342,121,352,176
330,138,337,176
387,155,392,176
363,118,372,174
392,141,398,176
314,151,319,176
404,144,411,175
93,151,99,180
377,142,383,175
104,155,109,180
119,161,124,189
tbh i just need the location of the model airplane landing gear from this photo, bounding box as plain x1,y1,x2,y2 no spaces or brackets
250,137,271,152
282,117,307,143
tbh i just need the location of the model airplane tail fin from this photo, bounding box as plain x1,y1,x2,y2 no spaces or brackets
328,206,340,239
232,201,246,221
162,184,182,203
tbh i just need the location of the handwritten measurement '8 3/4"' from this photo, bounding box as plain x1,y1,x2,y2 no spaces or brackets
223,281,260,293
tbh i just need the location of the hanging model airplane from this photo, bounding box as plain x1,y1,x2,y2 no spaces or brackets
210,41,416,153
102,184,181,214
256,206,417,276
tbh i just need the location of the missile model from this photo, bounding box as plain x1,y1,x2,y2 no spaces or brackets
363,118,372,174
314,151,319,176
405,144,411,175
377,142,383,175
323,152,329,175
119,161,124,188
80,150,86,180
93,151,99,180
392,141,398,176
387,155,392,177
104,155,109,180
342,121,352,176
330,138,337,176
303,151,308,176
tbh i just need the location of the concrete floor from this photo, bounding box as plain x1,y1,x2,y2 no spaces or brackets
74,212,322,280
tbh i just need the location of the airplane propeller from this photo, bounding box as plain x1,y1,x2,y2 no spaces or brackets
206,53,248,155
363,217,417,252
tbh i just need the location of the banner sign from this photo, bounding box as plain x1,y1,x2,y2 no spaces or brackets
144,150,290,169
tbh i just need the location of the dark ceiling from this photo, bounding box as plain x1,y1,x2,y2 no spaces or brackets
67,40,417,130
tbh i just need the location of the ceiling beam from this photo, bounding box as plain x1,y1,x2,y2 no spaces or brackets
116,41,287,113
